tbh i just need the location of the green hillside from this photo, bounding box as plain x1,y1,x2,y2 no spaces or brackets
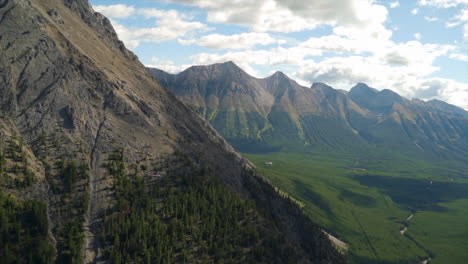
245,151,468,264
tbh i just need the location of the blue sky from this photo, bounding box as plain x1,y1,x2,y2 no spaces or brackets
90,0,468,109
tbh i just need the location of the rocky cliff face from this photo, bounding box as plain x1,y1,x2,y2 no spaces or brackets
0,0,344,263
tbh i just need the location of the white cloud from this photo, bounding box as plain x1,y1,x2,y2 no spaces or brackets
458,8,468,20
445,9,468,41
464,23,468,39
424,16,439,21
188,51,263,76
411,8,419,15
390,1,400,8
179,32,285,50
445,8,468,27
93,5,210,48
293,43,451,86
93,4,136,18
290,40,457,103
418,0,468,8
108,19,141,49
414,78,468,109
332,23,392,44
131,13,209,44
414,33,422,39
292,58,468,109
187,47,310,76
298,33,393,55
167,0,389,37
146,57,192,73
449,52,468,61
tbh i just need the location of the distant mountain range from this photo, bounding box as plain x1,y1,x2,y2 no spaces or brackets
148,62,468,162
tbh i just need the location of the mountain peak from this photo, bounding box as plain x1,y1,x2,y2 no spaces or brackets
350,83,378,93
178,60,249,80
216,60,242,70
270,71,289,79
212,61,247,73
223,60,237,66
311,82,333,89
264,71,294,85
349,83,379,99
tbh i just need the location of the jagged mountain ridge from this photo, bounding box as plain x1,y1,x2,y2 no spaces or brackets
0,0,345,263
149,62,468,160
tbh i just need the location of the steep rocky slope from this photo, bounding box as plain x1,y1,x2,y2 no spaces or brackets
150,62,468,162
0,0,345,263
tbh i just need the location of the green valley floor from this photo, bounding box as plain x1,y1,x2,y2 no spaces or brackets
244,152,468,264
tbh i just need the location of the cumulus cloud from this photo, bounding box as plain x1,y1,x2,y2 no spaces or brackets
390,1,400,8
167,0,389,38
424,16,439,21
92,5,210,48
93,4,136,18
384,41,453,66
130,12,208,44
292,56,468,109
298,33,393,55
385,52,409,65
411,8,419,15
445,8,468,27
464,24,468,39
179,32,285,50
187,47,309,76
414,33,422,39
418,0,468,8
286,40,458,104
146,57,192,73
293,48,444,89
412,78,468,109
188,51,264,76
449,52,468,61
107,19,141,49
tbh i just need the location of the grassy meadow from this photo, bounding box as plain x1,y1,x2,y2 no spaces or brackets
244,151,468,264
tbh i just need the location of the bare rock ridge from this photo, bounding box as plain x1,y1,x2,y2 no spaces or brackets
149,62,468,162
0,0,344,263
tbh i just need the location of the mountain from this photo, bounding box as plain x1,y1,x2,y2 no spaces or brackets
149,63,275,150
149,62,468,162
149,64,366,153
0,1,345,263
